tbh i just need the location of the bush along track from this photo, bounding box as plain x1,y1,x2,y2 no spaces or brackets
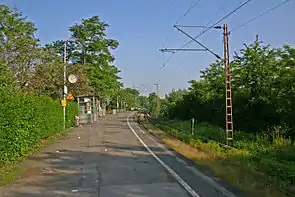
0,94,78,166
140,118,295,197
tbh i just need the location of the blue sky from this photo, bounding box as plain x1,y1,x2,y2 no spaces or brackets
1,0,294,96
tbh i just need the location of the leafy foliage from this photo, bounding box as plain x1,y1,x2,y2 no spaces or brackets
147,93,159,116
146,118,295,195
107,88,140,109
0,4,80,164
0,4,130,164
39,15,123,101
138,95,149,109
0,93,77,164
119,88,139,107
146,36,295,194
161,36,295,138
0,5,39,92
68,16,122,99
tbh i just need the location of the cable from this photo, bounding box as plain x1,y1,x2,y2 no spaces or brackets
198,1,228,43
162,0,202,48
182,0,202,19
169,4,225,70
160,52,175,70
175,25,222,28
181,0,253,49
174,25,221,59
161,2,179,49
160,27,221,70
231,0,293,32
161,0,253,70
160,0,202,70
200,0,229,35
139,84,153,92
174,3,227,43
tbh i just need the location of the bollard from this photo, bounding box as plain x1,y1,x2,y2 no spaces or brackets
75,116,80,127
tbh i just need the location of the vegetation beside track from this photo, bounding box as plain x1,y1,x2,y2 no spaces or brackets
140,118,295,197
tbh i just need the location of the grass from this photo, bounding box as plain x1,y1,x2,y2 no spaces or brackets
0,128,72,186
140,118,295,197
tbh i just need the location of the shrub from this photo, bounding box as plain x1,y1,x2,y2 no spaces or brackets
0,92,77,165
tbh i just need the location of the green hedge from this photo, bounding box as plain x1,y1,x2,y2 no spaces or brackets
0,92,77,164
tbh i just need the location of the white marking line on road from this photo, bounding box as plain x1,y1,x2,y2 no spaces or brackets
134,123,175,156
127,114,200,197
137,124,200,166
186,166,236,197
129,115,237,197
133,123,146,134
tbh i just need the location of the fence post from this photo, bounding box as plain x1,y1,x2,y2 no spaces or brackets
191,118,195,135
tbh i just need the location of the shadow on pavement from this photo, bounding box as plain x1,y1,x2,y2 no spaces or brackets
1,142,180,197
0,113,245,197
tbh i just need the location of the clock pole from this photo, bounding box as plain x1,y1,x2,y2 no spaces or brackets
63,40,67,130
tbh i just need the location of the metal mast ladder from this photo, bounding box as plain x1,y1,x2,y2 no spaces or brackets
223,24,233,145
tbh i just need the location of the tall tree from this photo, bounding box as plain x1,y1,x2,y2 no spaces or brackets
0,5,39,92
68,16,121,98
28,48,63,98
148,92,159,116
138,95,149,109
115,88,140,108
162,36,295,135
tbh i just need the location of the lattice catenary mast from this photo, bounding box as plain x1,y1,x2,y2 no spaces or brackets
223,24,233,145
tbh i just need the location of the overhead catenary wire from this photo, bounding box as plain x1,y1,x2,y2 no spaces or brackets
162,0,202,48
161,52,175,70
160,48,207,70
182,0,202,19
161,0,252,70
181,0,253,49
160,48,207,52
198,1,229,43
201,5,227,33
161,0,202,70
161,2,179,49
181,2,228,46
231,0,293,32
161,4,225,70
140,84,153,92
174,25,221,59
175,25,222,28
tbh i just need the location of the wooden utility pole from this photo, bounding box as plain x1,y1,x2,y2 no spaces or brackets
223,24,234,145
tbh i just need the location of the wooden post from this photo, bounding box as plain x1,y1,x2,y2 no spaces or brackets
191,118,195,134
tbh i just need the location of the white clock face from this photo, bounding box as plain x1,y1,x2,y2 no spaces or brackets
68,74,78,84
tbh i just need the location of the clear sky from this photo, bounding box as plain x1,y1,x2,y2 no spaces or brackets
1,0,294,96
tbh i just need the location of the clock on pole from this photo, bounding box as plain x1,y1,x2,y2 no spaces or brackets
68,74,78,84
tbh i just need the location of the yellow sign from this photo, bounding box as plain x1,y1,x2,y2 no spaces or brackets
61,99,67,107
